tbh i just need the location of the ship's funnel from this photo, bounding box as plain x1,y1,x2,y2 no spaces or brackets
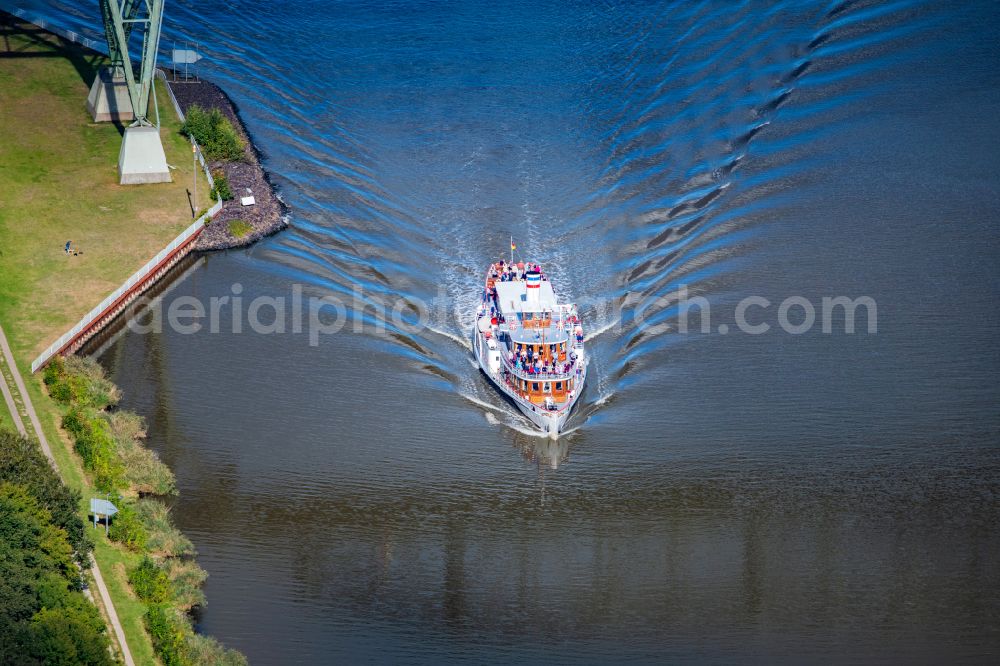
525,271,541,305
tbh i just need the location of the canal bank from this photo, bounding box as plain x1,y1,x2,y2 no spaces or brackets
0,8,270,664
0,5,288,373
164,74,288,251
24,61,288,373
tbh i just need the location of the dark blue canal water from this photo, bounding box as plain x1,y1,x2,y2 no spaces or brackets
22,0,1000,661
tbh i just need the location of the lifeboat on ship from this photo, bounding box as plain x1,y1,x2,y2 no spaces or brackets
473,259,587,437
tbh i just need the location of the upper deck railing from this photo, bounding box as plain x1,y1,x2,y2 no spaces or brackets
493,357,589,417
496,344,582,381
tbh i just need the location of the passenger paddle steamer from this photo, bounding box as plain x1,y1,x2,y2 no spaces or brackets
473,253,587,437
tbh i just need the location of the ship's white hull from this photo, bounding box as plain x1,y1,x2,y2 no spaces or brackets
473,327,583,438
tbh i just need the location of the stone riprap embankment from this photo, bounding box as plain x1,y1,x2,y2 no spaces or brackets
166,74,287,250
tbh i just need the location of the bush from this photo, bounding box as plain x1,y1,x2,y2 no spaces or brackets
47,378,73,404
210,169,234,201
54,360,177,494
107,412,176,496
145,602,248,666
64,412,125,493
136,499,193,557
48,372,86,405
181,105,245,162
65,356,120,409
44,356,119,409
42,355,64,386
106,410,146,442
118,438,176,496
162,558,207,611
129,557,172,604
145,604,191,666
61,407,86,437
185,632,248,666
107,502,147,552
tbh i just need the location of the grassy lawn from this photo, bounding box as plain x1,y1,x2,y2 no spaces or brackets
0,15,213,664
227,218,252,238
0,15,212,363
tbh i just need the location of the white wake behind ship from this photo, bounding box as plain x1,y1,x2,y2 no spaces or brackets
473,259,587,437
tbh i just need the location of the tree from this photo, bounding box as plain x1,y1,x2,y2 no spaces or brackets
0,479,111,665
0,430,90,564
26,607,114,666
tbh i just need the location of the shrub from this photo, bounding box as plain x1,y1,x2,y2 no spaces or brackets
181,105,245,161
129,557,172,604
47,377,73,403
61,407,87,437
136,499,193,557
63,355,107,383
45,356,119,409
106,410,146,442
108,502,147,552
107,412,176,496
162,558,207,611
210,169,234,201
64,356,120,409
42,355,65,386
117,438,176,496
185,632,248,666
145,603,191,666
66,414,125,493
48,372,86,405
44,356,75,404
145,603,248,666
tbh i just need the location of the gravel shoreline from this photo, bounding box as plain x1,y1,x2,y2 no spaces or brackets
165,73,288,251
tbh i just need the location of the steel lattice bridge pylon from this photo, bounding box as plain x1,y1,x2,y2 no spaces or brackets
87,0,171,183
98,0,163,127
